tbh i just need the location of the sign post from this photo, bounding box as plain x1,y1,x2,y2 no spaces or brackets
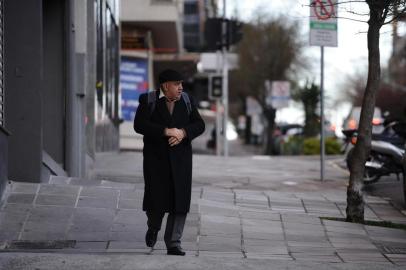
310,0,337,181
222,0,229,157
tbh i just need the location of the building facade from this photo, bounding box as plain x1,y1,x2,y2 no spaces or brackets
183,0,217,52
0,0,6,197
0,0,120,196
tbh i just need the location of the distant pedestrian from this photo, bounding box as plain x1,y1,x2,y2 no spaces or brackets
133,69,205,256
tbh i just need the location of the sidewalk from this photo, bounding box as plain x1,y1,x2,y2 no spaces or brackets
0,152,406,269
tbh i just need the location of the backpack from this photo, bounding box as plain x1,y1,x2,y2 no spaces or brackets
147,91,192,116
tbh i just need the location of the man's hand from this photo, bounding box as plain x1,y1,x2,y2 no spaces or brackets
168,136,180,147
165,128,185,141
165,128,187,147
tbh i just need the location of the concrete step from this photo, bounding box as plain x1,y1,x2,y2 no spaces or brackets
48,175,137,190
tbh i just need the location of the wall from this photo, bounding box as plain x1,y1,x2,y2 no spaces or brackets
4,0,43,182
0,127,9,198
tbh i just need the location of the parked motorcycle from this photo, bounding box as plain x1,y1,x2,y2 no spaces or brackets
342,122,406,202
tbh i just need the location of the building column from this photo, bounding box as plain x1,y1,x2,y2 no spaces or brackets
66,0,86,178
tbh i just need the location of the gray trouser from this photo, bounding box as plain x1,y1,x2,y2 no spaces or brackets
146,212,187,248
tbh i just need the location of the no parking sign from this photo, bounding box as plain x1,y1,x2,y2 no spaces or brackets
310,0,338,47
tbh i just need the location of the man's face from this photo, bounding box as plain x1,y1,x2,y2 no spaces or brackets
163,81,183,101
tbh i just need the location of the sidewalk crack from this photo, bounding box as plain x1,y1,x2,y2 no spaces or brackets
196,211,201,257
320,218,344,262
280,213,294,261
263,191,271,209
239,210,247,258
300,199,309,214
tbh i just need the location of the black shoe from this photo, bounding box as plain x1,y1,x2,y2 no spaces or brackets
145,229,158,248
167,246,186,256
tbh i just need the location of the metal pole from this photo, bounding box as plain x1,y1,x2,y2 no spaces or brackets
320,46,325,181
216,50,222,156
216,99,222,156
222,0,229,157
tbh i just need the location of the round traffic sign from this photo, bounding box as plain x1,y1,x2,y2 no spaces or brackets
313,0,335,20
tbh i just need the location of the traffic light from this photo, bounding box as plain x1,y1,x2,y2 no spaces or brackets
205,18,244,51
227,19,244,47
204,18,223,51
209,75,223,99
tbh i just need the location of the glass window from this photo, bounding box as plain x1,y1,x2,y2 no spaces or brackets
95,0,119,121
184,2,198,14
105,4,119,120
183,23,199,33
96,0,104,108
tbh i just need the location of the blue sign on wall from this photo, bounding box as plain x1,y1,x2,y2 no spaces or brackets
120,57,149,121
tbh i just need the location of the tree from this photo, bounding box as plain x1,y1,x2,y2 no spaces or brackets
341,0,406,223
291,82,320,137
230,15,305,154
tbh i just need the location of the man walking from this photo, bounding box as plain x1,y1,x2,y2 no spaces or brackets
133,69,205,256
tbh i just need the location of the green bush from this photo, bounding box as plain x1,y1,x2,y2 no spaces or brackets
303,137,341,155
303,137,319,155
281,136,341,155
282,136,304,155
325,137,341,154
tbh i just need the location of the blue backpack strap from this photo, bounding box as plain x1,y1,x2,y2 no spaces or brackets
147,91,157,115
181,92,192,115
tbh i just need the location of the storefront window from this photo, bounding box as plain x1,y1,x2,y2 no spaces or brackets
105,6,119,119
95,0,119,121
96,0,104,108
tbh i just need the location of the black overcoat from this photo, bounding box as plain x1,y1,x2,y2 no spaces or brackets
133,91,205,213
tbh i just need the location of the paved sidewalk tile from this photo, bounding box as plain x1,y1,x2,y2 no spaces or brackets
6,194,36,204
1,152,406,269
198,251,244,258
385,254,406,266
245,253,293,260
9,183,39,194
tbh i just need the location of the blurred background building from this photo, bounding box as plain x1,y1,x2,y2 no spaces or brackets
119,0,218,150
0,0,223,198
0,0,121,197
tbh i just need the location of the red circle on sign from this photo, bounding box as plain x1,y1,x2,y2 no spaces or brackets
313,0,335,20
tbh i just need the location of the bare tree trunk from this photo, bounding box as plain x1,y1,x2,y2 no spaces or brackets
264,108,276,155
346,4,383,223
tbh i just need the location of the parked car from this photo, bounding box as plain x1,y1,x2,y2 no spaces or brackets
342,106,384,134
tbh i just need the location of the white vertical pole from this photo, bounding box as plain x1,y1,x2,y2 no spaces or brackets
216,99,222,156
320,46,325,181
222,0,229,157
216,50,222,156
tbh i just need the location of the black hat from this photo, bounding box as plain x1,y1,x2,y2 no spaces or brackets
158,69,184,84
